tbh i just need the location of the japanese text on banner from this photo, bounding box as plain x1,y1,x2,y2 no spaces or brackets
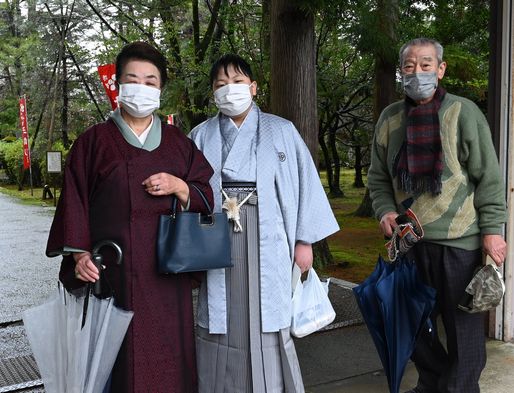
19,96,31,170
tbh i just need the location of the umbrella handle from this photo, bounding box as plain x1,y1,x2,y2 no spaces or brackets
91,240,123,296
92,254,103,296
92,240,123,265
80,240,123,327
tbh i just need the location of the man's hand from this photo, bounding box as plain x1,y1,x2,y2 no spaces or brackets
380,212,399,238
294,242,313,273
482,234,507,267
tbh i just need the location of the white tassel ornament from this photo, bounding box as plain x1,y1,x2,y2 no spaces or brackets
221,189,254,232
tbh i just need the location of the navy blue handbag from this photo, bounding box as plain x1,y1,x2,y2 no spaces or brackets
157,184,232,274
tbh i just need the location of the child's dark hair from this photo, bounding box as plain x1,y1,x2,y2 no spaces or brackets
209,54,253,86
116,42,168,87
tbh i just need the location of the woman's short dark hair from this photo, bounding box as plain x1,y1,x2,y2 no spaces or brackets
116,42,168,87
209,54,253,86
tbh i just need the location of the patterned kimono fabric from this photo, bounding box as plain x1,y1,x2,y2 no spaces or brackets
47,115,213,393
196,109,305,393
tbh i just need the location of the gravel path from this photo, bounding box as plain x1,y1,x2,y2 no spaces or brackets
0,192,59,359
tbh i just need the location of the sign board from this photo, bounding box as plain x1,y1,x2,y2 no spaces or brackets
47,151,62,173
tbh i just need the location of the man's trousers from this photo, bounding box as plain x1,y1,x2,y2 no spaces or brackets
407,243,486,393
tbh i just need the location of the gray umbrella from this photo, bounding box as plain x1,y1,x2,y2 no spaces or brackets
22,240,133,393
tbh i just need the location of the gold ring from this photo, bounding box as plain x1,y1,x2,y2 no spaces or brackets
155,185,159,191
75,271,80,278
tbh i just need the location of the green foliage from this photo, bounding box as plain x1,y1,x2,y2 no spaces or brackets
401,1,490,111
0,138,24,187
315,1,376,196
1,135,17,142
442,44,488,108
0,0,493,158
0,96,19,133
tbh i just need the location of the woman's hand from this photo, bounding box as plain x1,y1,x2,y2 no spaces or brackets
294,242,313,273
73,251,100,282
142,172,190,206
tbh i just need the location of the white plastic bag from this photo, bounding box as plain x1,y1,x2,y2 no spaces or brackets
290,267,336,338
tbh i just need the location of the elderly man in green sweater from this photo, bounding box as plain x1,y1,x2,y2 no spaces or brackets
368,37,507,393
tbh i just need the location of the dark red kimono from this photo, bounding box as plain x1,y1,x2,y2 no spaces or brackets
46,119,213,393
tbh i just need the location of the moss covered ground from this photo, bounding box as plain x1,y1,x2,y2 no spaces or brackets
320,170,384,284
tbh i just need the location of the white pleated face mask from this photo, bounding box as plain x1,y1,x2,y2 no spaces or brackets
213,83,254,117
117,83,161,118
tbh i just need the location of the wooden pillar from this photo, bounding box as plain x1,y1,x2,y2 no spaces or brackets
490,0,514,342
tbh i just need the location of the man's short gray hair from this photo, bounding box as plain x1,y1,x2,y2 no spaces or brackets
399,38,444,67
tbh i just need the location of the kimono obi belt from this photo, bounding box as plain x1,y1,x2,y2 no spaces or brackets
222,182,257,194
222,182,257,207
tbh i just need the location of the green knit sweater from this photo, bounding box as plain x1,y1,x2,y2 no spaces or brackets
368,93,506,250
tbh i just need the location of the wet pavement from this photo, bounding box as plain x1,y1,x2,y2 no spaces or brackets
0,192,59,360
0,189,370,392
2,189,514,393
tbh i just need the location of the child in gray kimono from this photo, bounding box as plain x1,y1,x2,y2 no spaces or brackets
189,54,339,393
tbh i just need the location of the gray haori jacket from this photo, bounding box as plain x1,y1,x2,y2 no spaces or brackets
189,108,339,333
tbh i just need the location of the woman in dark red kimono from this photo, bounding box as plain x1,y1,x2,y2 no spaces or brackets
46,42,213,393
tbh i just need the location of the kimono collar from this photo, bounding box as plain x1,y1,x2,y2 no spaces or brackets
109,108,162,151
219,102,257,131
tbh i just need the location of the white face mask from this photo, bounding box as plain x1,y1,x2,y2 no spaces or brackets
213,83,254,117
402,72,438,102
118,83,160,118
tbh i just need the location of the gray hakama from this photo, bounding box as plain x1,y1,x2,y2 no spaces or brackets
196,189,305,393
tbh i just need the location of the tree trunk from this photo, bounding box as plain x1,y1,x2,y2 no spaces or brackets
353,145,365,188
318,125,333,190
61,54,70,149
328,126,343,197
373,57,397,122
187,0,223,129
372,0,399,122
259,0,272,111
313,240,334,268
4,0,23,96
357,0,399,217
47,7,67,150
270,0,318,160
355,188,374,217
270,0,332,267
67,47,104,122
47,62,61,149
30,58,59,152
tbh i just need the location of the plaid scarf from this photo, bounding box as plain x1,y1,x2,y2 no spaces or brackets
393,86,446,196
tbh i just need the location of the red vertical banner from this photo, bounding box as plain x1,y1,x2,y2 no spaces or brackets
167,114,174,125
19,96,31,170
98,64,118,110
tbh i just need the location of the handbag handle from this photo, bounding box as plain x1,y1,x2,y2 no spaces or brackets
171,183,212,216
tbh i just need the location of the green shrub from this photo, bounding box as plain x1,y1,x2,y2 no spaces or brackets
0,138,54,188
0,139,25,188
1,135,17,143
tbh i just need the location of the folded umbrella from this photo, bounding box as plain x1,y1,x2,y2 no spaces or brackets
352,255,392,377
353,255,436,393
22,240,133,393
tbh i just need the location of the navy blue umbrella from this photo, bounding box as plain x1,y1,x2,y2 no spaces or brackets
353,255,436,393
